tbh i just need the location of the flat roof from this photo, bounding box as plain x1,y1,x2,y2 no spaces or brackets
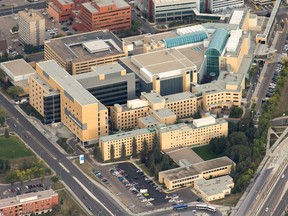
1,59,35,77
158,118,227,133
18,10,44,21
120,48,196,82
37,61,100,106
153,108,176,118
100,127,155,142
164,147,203,165
164,91,196,103
195,175,234,196
159,156,234,181
0,189,57,208
97,0,129,8
141,91,164,104
58,0,74,5
90,63,125,75
177,45,206,71
31,74,58,96
138,115,159,126
45,30,123,63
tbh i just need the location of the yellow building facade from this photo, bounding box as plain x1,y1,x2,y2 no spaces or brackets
29,60,108,144
158,156,234,190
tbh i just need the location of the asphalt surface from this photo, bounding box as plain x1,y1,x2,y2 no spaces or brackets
0,93,127,216
234,168,272,216
257,165,288,216
0,2,46,16
132,10,156,34
254,19,288,114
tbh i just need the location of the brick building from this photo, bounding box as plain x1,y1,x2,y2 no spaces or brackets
73,0,131,32
0,189,58,216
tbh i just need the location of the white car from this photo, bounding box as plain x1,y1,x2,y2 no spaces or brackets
265,207,269,212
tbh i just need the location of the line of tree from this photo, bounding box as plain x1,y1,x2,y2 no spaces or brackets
0,107,5,126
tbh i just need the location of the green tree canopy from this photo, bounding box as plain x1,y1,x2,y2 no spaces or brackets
7,86,24,99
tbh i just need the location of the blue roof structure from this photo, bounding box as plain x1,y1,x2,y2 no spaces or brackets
163,31,208,48
206,28,228,55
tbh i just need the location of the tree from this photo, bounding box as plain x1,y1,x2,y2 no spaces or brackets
7,86,24,99
210,136,227,155
11,25,18,32
132,137,137,158
161,154,171,171
229,132,248,147
192,110,201,119
121,143,126,160
229,106,243,118
0,107,5,126
230,145,251,163
51,175,60,183
110,144,115,161
93,145,102,162
4,128,9,138
152,133,162,164
24,44,35,54
142,138,148,156
6,170,18,185
0,68,7,83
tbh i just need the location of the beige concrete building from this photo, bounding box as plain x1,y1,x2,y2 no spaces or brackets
159,117,228,150
29,60,108,144
158,156,234,190
194,175,234,201
44,30,125,75
111,91,198,130
18,9,45,46
193,70,245,112
99,127,155,161
0,59,36,95
100,116,228,161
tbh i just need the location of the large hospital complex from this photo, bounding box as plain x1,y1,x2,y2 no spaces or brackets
0,3,277,196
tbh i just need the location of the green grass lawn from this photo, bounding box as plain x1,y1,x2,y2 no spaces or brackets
192,145,218,161
0,136,33,159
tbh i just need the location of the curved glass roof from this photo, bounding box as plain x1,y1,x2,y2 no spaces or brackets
163,31,208,48
206,28,228,55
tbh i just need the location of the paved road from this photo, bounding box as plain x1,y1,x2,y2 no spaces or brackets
234,168,272,216
254,19,288,113
257,166,288,216
132,10,156,34
0,1,46,16
0,93,127,216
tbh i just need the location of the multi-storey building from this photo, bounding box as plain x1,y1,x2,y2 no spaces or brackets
44,30,125,75
99,116,228,161
111,91,198,130
73,0,131,32
18,9,45,46
29,60,108,144
158,116,228,150
0,189,58,216
150,0,197,23
251,0,275,5
158,156,234,190
208,0,244,13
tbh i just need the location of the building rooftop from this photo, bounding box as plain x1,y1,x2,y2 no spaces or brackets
164,91,196,103
195,175,234,196
202,23,238,32
158,118,227,133
141,91,164,104
177,45,206,71
90,63,125,75
206,28,229,56
138,115,160,126
45,30,123,63
120,48,196,82
37,60,101,106
31,74,58,96
159,156,234,181
58,0,74,5
0,189,57,208
18,10,44,21
1,59,35,79
153,0,193,5
164,147,203,166
100,127,155,142
152,108,176,118
96,0,129,8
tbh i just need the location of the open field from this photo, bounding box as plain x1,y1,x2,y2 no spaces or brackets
192,145,218,161
0,135,33,159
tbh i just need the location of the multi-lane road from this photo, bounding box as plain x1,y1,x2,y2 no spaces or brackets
0,1,46,16
0,93,128,216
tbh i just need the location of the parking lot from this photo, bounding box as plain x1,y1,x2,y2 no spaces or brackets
93,162,199,213
0,177,52,199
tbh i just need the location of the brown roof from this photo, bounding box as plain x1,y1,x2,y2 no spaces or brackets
0,39,7,52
